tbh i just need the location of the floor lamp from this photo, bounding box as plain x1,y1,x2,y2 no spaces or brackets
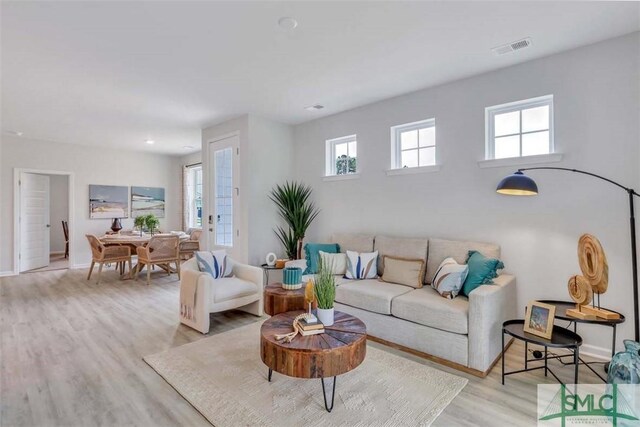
496,167,640,342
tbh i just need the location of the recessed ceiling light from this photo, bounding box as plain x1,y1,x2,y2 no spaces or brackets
183,145,194,150
278,17,298,30
304,104,324,111
145,139,155,145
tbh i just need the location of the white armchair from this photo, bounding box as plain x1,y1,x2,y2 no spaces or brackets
180,257,264,334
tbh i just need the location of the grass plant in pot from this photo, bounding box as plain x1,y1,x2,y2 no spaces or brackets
314,259,336,326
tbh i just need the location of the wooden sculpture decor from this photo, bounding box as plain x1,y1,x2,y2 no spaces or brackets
566,234,620,320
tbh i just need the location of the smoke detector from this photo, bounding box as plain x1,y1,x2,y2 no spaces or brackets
492,38,532,55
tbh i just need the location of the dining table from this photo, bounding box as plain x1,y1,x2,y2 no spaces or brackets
99,232,189,278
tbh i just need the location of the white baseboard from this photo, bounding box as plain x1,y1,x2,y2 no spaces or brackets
0,270,17,277
580,344,611,360
71,263,91,269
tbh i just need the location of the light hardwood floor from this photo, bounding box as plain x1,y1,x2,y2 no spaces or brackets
1,268,608,427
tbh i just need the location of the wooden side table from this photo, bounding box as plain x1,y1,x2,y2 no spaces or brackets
260,310,367,412
264,282,307,316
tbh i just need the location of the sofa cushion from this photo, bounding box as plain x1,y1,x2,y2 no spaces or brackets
304,243,339,274
391,287,469,334
213,277,259,303
331,233,375,253
374,235,429,279
335,280,413,315
426,238,501,284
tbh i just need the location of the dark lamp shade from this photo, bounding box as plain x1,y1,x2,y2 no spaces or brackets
496,171,538,196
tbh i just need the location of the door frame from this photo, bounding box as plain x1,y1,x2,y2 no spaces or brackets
13,168,75,275
204,131,244,261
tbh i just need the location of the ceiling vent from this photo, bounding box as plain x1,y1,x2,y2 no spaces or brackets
304,104,324,111
492,38,532,56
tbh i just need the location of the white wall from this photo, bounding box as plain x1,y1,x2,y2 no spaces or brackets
0,136,183,272
201,114,294,265
49,174,69,253
293,33,640,353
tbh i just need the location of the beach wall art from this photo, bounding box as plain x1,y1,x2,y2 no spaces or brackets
89,185,129,219
131,186,165,218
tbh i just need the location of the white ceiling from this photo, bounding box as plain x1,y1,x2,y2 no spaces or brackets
2,1,638,155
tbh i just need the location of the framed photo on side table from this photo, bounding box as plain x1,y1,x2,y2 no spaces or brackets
524,301,556,339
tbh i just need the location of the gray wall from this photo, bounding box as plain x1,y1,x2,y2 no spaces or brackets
293,33,640,353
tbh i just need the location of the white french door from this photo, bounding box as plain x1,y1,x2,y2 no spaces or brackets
20,173,50,272
208,135,240,260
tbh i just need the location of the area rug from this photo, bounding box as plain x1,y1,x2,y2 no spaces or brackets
144,321,467,426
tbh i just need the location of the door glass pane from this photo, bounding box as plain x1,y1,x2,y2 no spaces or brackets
215,147,233,247
522,106,549,133
401,149,418,168
494,111,520,136
418,147,436,166
494,135,520,159
400,130,418,150
522,131,549,156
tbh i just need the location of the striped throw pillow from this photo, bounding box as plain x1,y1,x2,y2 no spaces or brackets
431,257,469,299
195,250,232,279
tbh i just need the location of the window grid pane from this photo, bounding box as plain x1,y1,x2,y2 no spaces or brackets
330,137,357,175
392,120,436,169
214,148,233,247
487,96,553,160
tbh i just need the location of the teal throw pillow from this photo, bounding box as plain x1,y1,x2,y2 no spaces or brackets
304,243,340,274
461,250,504,296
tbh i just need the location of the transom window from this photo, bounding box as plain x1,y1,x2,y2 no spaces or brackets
391,119,436,169
326,135,357,176
485,95,554,160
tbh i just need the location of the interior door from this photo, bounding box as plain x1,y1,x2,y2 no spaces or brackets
208,135,240,260
20,173,50,272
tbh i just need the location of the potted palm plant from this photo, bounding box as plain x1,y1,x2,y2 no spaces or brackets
134,215,147,236
270,181,320,260
314,259,336,326
145,214,160,235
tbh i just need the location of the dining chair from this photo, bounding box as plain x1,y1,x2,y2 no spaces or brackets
62,220,69,259
134,235,180,285
179,229,202,260
86,234,132,284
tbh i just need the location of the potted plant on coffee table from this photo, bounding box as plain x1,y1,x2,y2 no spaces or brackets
314,259,336,326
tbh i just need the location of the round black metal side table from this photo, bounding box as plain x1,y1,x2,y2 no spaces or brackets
538,300,625,380
260,264,284,285
502,319,583,385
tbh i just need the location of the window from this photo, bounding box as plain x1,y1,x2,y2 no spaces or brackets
486,95,554,160
214,147,233,247
184,164,203,229
325,135,357,176
391,119,436,169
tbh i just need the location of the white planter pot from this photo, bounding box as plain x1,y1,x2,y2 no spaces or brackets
316,308,334,326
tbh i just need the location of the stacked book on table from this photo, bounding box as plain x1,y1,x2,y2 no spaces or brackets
296,317,325,336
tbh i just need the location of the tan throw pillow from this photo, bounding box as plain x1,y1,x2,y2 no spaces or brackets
319,251,348,275
380,256,425,288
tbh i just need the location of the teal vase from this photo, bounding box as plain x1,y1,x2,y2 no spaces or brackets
608,340,640,384
282,267,302,290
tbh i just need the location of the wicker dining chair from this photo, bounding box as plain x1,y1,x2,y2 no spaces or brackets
179,229,202,260
134,235,180,285
86,234,132,285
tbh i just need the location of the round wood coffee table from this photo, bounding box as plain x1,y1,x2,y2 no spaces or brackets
263,282,307,316
260,310,367,412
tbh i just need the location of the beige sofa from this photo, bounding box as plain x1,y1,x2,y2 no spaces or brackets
329,233,516,377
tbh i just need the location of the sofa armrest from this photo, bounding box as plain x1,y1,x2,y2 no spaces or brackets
179,269,213,334
232,261,264,290
468,273,517,372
